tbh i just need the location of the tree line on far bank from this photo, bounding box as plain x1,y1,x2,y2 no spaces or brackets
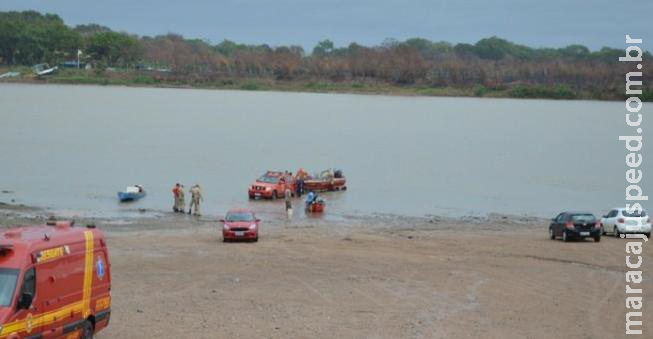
1,10,650,100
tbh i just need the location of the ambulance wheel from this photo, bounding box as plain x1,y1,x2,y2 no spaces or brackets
81,320,94,339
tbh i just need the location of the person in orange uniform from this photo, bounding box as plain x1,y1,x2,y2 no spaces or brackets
172,183,181,212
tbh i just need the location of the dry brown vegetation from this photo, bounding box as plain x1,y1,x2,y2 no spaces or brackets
2,11,651,100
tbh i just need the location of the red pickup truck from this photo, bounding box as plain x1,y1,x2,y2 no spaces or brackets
248,171,295,199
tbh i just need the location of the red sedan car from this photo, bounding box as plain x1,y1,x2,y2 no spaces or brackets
221,209,260,242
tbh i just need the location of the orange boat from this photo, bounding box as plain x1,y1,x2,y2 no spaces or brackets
301,169,347,192
306,200,325,213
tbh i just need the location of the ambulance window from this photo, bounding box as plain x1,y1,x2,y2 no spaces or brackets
0,268,19,307
19,268,36,300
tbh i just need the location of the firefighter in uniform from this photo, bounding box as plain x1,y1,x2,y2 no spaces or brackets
189,184,203,216
177,184,186,213
172,183,181,212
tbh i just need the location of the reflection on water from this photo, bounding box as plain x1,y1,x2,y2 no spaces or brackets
1,83,650,218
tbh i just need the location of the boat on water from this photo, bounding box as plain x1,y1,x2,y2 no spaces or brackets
117,185,146,202
301,169,347,192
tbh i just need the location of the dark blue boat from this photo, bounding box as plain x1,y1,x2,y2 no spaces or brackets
117,185,146,202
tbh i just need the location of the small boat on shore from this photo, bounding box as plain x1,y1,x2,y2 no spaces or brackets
33,63,58,76
306,199,325,213
302,169,347,192
117,185,146,202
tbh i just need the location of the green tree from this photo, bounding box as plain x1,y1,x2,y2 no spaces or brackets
589,47,624,62
453,43,475,57
0,11,81,65
474,37,511,60
474,37,533,60
86,31,142,67
214,39,240,56
0,13,21,64
312,39,334,56
74,24,112,36
559,44,590,58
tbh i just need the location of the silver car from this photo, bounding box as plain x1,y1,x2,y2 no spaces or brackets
601,208,651,237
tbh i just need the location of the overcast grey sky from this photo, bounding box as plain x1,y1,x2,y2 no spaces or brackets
1,0,651,51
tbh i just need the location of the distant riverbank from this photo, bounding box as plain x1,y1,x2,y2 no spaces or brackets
0,67,629,101
3,11,650,102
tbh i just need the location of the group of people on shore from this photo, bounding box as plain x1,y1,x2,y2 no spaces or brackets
278,170,305,198
172,183,203,215
171,169,319,217
280,169,329,216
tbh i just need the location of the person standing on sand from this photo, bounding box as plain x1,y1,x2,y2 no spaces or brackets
172,183,181,212
177,185,186,213
189,184,203,216
296,177,304,198
284,187,292,216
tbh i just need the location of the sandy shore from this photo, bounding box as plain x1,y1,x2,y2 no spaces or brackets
1,205,651,338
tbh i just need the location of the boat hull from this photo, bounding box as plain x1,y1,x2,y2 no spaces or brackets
306,201,325,213
117,191,146,202
302,178,346,192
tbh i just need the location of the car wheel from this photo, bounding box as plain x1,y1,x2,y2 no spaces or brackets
253,236,259,242
271,191,278,200
601,226,605,236
549,228,555,240
594,235,601,242
614,227,620,238
645,232,651,238
562,231,569,242
81,320,93,339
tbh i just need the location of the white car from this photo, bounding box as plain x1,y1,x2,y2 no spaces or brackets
601,208,651,237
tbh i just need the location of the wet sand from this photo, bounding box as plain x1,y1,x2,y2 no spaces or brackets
1,205,652,338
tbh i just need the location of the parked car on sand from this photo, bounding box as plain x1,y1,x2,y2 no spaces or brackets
549,212,601,242
221,209,260,242
601,207,651,238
